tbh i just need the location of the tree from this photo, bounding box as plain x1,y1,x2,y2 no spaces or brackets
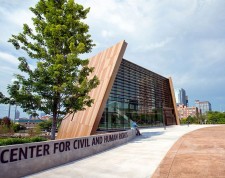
0,117,14,135
12,123,22,132
2,0,99,140
39,119,52,131
180,116,198,124
207,111,225,124
1,117,11,128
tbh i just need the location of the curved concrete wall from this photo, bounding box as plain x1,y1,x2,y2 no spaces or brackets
0,130,135,178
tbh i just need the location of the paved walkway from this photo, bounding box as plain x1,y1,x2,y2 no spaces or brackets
28,125,216,178
152,125,225,178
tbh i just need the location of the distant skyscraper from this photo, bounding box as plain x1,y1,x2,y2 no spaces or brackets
185,96,188,107
195,100,212,114
178,88,187,106
15,110,20,119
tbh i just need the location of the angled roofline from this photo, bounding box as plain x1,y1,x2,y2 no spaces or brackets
57,40,127,139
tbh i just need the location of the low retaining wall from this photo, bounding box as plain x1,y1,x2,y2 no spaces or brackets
0,130,136,178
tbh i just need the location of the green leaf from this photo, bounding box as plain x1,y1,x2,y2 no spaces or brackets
5,0,99,140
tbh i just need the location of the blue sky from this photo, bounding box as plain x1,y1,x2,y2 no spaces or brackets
0,0,225,112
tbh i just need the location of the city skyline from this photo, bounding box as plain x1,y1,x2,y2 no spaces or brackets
0,0,225,111
178,88,187,106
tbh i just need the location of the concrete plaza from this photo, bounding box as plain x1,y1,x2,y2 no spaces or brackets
152,125,225,178
28,125,216,178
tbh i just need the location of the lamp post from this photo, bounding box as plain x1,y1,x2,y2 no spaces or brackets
7,98,15,119
8,103,11,118
14,104,17,123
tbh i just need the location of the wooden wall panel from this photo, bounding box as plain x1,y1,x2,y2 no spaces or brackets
57,41,127,139
168,77,180,125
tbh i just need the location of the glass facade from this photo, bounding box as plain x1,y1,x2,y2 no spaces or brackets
98,59,177,131
178,88,187,106
195,100,212,115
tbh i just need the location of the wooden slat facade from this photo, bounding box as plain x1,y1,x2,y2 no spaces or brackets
169,77,180,125
57,40,127,139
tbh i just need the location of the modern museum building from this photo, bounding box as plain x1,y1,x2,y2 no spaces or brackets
58,40,179,139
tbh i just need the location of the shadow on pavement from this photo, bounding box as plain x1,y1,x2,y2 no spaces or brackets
130,130,165,143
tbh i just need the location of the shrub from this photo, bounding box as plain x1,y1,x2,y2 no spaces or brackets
180,118,187,124
0,137,47,146
12,123,21,132
0,125,14,135
28,126,41,137
1,117,11,128
180,116,199,124
38,119,52,131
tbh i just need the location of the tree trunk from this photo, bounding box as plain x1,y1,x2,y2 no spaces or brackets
51,115,57,140
51,98,58,140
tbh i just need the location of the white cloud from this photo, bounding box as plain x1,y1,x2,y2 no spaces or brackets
28,63,36,71
1,9,34,28
101,30,114,38
11,78,18,84
1,0,225,110
138,37,174,51
0,2,37,49
0,51,19,65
